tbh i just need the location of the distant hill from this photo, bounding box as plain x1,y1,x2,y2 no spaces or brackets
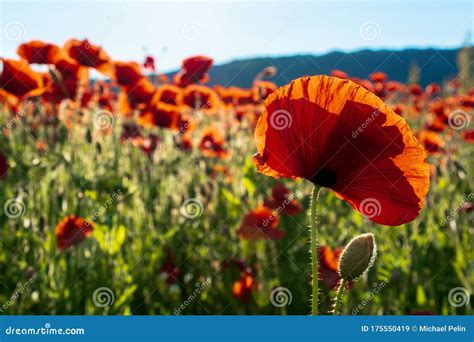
168,48,461,88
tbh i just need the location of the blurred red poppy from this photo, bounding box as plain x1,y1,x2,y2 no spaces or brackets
114,61,144,87
232,271,254,303
1,58,44,98
161,249,181,285
264,183,302,215
462,129,474,143
139,102,180,130
254,76,430,226
143,55,156,71
0,151,8,179
174,55,213,87
17,40,61,64
369,72,387,83
199,126,229,159
55,215,94,250
237,205,285,240
331,69,349,79
64,39,112,76
153,85,183,106
319,246,343,289
417,131,445,154
182,85,220,113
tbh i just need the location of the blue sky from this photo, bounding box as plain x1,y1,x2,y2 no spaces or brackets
1,0,473,72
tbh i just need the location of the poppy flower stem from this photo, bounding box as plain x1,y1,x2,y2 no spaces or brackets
333,279,348,315
310,186,321,315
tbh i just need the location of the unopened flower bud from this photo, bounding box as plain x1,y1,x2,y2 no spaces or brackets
338,233,377,281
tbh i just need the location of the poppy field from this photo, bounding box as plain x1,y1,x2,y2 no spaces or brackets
0,38,473,316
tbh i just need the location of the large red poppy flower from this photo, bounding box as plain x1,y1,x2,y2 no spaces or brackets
55,215,94,250
236,205,285,240
174,55,213,87
0,59,44,98
0,151,8,179
17,40,61,64
254,76,430,226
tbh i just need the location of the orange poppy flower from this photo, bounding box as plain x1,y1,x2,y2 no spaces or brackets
176,133,193,151
174,55,213,87
199,126,229,159
369,71,387,83
263,183,302,216
114,61,144,86
350,77,374,92
182,85,220,112
64,39,112,76
254,76,430,226
0,59,44,98
417,131,445,154
236,205,285,240
425,83,441,96
55,215,94,250
385,81,406,93
153,85,183,106
138,102,180,129
0,151,8,179
410,84,423,96
319,246,348,290
331,69,349,79
232,271,254,303
17,40,61,64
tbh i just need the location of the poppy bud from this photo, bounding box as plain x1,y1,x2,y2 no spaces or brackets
338,233,377,281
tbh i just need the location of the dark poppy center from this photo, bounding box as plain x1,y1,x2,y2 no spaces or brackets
310,168,337,188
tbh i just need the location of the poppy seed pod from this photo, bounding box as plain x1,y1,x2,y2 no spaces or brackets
338,233,377,281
